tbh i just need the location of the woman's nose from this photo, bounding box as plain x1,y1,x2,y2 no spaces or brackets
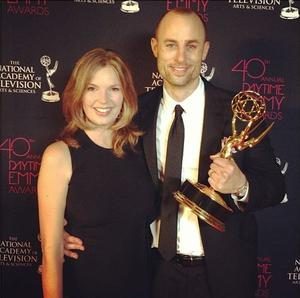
95,89,108,103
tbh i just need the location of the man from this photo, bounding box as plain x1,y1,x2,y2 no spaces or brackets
64,8,285,298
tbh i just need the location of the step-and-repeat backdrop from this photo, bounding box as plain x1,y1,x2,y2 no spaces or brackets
1,1,299,297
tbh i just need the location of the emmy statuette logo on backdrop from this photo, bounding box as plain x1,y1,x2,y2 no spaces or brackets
120,0,140,13
40,55,60,102
174,90,274,232
280,0,299,19
201,61,215,81
276,157,289,203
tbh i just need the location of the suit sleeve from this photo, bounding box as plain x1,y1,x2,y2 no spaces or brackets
236,132,285,212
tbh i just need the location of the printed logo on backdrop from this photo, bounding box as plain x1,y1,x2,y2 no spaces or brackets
280,0,299,19
73,0,115,5
256,256,272,298
40,55,60,102
0,236,39,268
166,0,209,22
0,60,42,94
144,62,215,92
5,0,50,16
228,0,281,11
120,0,140,13
288,258,300,285
231,57,286,121
144,72,163,92
276,157,289,203
0,137,40,195
201,61,215,81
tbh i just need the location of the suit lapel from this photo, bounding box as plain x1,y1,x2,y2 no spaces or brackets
198,80,225,183
141,88,163,188
142,83,227,188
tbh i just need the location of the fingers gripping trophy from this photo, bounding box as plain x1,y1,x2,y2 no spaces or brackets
40,55,60,102
174,90,274,232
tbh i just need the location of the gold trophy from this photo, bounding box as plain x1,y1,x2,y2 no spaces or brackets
174,90,274,232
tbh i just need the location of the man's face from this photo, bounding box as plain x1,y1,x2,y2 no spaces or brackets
151,12,210,96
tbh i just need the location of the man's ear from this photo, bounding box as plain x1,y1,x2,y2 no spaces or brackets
151,37,158,58
202,41,210,61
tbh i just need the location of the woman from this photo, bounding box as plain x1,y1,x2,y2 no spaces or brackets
38,48,156,298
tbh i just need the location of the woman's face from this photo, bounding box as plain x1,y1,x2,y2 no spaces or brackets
82,65,124,132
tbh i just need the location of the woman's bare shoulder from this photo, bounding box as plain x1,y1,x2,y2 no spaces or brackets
41,140,70,165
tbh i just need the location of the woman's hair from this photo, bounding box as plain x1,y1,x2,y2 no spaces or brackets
60,48,142,157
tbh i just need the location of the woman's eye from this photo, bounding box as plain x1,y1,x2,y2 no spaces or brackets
112,87,120,91
86,86,95,91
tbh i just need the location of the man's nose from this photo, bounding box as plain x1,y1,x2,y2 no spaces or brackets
175,47,186,63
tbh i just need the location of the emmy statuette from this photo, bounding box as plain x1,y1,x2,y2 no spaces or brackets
280,0,299,20
174,90,274,232
40,55,60,102
120,1,140,13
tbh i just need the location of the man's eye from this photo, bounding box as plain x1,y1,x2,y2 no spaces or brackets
166,43,176,48
188,44,197,49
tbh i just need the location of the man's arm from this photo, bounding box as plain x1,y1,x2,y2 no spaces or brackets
207,137,285,212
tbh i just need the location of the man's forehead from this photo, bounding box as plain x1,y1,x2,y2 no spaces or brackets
156,14,205,39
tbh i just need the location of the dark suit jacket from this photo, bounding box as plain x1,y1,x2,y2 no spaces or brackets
136,79,285,298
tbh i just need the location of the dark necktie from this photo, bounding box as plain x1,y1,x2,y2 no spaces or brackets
158,104,185,260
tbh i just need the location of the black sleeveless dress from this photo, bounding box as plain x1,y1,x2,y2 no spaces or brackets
63,130,157,298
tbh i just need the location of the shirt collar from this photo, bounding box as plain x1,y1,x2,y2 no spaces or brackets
161,77,204,114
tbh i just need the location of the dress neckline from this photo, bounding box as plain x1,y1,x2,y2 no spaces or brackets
77,130,113,152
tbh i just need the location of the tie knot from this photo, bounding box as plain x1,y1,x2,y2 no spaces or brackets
174,105,184,117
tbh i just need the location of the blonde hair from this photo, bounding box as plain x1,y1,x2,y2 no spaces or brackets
60,48,142,157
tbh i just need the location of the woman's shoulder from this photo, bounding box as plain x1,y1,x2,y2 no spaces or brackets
44,140,68,153
41,140,70,165
39,141,72,187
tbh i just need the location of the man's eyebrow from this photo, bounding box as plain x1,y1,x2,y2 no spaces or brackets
163,39,200,43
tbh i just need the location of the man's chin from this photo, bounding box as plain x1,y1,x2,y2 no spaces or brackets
168,78,190,87
165,74,188,84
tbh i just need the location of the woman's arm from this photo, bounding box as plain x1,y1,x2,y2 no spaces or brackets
37,141,72,298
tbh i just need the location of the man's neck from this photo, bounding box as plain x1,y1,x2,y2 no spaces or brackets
164,77,201,102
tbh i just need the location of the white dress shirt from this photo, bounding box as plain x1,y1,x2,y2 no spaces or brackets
151,77,205,256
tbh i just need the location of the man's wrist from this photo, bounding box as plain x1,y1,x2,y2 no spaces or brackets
233,179,249,198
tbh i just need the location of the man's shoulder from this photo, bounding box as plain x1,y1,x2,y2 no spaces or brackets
203,78,235,99
138,87,163,101
137,87,163,113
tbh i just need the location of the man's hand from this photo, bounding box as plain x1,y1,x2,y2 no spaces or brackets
63,220,84,259
207,154,246,194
